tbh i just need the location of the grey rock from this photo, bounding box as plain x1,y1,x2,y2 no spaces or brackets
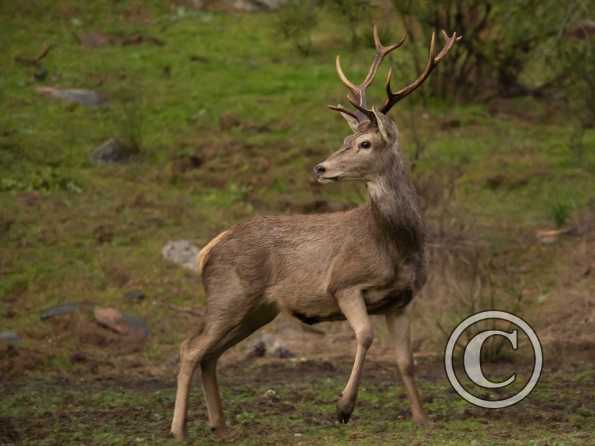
248,333,294,359
94,307,149,338
40,302,81,320
36,86,106,107
90,138,137,164
122,314,150,337
0,331,21,345
124,289,145,302
232,0,289,11
162,240,200,272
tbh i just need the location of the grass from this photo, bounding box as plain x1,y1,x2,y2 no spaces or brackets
1,358,593,445
1,0,593,355
0,1,594,444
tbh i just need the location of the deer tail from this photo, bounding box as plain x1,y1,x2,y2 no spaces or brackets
196,230,231,275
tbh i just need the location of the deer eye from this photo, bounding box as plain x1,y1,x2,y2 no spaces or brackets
358,141,371,149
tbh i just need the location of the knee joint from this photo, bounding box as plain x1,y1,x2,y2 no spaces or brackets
397,356,414,377
357,326,374,349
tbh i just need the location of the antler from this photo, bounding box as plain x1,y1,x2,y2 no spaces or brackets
333,25,405,121
330,27,461,122
381,30,461,114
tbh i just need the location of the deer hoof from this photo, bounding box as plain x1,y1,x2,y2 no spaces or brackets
210,425,225,438
336,399,355,424
413,413,431,426
170,427,187,441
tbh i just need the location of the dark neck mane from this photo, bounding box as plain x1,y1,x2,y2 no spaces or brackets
366,152,425,258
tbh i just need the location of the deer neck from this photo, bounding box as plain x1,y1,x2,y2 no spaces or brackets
366,152,424,257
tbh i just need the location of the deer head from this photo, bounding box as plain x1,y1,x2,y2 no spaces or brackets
314,26,461,184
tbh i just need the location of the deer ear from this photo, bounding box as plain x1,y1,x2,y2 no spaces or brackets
339,111,360,132
371,107,394,143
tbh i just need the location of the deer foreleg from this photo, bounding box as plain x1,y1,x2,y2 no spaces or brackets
385,305,428,424
335,289,373,423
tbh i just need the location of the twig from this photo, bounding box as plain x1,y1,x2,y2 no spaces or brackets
15,43,55,66
165,304,205,318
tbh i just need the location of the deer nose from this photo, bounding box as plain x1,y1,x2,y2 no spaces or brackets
313,164,326,176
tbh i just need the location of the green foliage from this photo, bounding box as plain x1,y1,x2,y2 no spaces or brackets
0,167,82,193
324,0,373,48
390,0,595,101
276,0,318,56
548,197,575,228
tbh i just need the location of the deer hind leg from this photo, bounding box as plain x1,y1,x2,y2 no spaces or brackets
335,289,374,423
385,305,428,424
199,307,277,435
170,298,278,441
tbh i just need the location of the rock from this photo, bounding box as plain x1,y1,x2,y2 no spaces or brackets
124,290,145,302
93,307,149,338
249,340,267,358
248,333,294,359
90,138,138,164
40,302,81,320
162,240,200,272
232,0,289,11
0,331,21,345
94,307,129,334
121,314,150,337
263,389,279,401
36,86,106,107
273,346,295,359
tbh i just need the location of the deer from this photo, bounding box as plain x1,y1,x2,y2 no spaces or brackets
170,26,460,441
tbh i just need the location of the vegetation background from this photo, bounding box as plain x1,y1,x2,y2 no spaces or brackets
1,0,594,444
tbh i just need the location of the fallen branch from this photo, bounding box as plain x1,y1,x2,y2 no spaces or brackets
15,43,55,66
165,304,205,318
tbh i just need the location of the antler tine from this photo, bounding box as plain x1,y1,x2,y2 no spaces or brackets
335,25,406,120
381,31,461,114
328,104,360,122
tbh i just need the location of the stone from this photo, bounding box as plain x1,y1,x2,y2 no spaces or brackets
93,307,149,338
0,331,21,345
124,290,145,302
40,302,81,320
248,333,294,359
162,240,200,272
94,307,129,334
90,138,137,164
263,389,279,401
121,314,150,337
232,0,289,11
36,86,106,107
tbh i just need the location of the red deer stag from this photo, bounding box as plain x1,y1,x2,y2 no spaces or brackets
171,26,461,440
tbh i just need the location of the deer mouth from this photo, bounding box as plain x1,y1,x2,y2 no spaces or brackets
318,175,340,183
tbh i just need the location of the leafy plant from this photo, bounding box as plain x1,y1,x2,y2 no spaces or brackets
276,0,318,56
0,167,82,193
390,0,595,100
549,198,574,228
325,0,373,48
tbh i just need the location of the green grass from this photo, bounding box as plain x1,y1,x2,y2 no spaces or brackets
0,2,594,444
1,359,593,445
